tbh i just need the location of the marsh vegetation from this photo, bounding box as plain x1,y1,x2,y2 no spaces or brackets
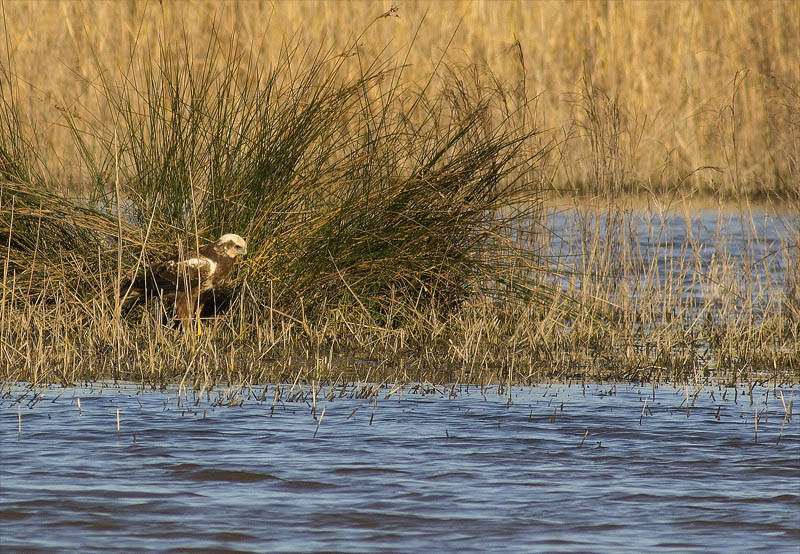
1,2,798,390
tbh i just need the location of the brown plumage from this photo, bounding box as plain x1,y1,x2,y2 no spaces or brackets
123,233,247,326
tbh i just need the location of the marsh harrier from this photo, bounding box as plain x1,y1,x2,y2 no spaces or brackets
123,233,247,326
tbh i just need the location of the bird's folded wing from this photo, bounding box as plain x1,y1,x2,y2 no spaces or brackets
151,257,215,288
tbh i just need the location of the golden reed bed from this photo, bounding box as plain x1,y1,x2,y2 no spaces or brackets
4,0,799,199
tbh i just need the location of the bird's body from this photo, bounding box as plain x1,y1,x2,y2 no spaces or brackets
123,233,247,326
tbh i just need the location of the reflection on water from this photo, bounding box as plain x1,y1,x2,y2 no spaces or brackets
2,384,798,551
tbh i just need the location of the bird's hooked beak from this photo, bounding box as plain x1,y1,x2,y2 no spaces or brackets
238,245,248,256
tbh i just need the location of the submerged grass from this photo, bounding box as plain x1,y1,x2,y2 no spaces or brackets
1,17,798,392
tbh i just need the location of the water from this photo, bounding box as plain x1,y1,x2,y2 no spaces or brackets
2,384,798,552
546,207,798,310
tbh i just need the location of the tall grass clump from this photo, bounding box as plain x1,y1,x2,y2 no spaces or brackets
60,33,545,319
1,29,558,388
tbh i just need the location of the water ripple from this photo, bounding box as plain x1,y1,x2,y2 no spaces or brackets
1,384,798,552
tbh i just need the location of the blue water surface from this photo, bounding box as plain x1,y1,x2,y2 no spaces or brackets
1,383,798,552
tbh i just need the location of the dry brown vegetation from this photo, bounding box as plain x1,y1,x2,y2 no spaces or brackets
4,0,799,198
0,1,798,390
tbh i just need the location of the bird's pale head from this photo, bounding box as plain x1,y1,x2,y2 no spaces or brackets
217,233,248,259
